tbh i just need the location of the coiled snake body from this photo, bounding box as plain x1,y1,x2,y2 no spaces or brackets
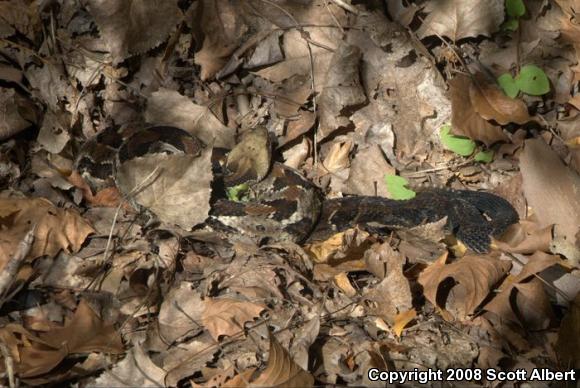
75,126,519,253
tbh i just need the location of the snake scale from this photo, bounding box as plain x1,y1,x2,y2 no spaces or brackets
75,126,519,253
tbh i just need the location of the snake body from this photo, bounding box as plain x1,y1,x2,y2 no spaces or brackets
75,126,519,253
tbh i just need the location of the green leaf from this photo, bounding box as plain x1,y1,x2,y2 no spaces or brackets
226,183,250,202
384,175,416,200
474,150,494,163
506,0,526,17
502,18,519,31
497,73,520,98
439,125,476,156
515,65,550,95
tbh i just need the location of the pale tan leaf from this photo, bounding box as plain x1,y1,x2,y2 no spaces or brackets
116,145,212,230
417,0,504,41
86,0,182,63
321,140,352,175
334,272,357,297
343,145,395,197
225,127,271,186
202,298,266,341
145,88,235,148
158,282,205,344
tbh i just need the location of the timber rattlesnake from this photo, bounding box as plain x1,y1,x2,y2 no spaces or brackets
75,126,519,253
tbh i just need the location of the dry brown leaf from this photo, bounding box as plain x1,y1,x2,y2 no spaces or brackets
193,0,247,80
0,299,123,379
86,0,182,63
449,74,509,145
469,75,531,125
225,127,271,186
363,242,412,325
115,145,212,230
0,88,32,140
343,145,395,197
92,345,165,387
520,139,580,247
0,0,38,38
37,110,70,154
495,220,553,254
317,43,366,141
68,170,124,208
250,334,314,387
0,196,94,269
157,282,205,344
393,309,417,337
556,292,580,369
483,251,563,325
40,299,124,354
419,255,512,319
254,52,334,89
513,279,554,330
145,88,235,148
201,298,266,341
417,0,504,41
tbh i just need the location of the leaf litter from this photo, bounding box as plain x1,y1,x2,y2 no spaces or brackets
0,0,578,386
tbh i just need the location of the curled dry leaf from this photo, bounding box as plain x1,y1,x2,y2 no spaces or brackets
483,251,563,328
417,0,504,41
225,127,271,186
115,146,213,230
0,196,94,269
419,255,512,320
469,74,531,125
495,220,553,254
393,309,417,337
321,140,352,175
86,0,182,64
201,298,266,341
232,334,314,387
449,74,509,146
